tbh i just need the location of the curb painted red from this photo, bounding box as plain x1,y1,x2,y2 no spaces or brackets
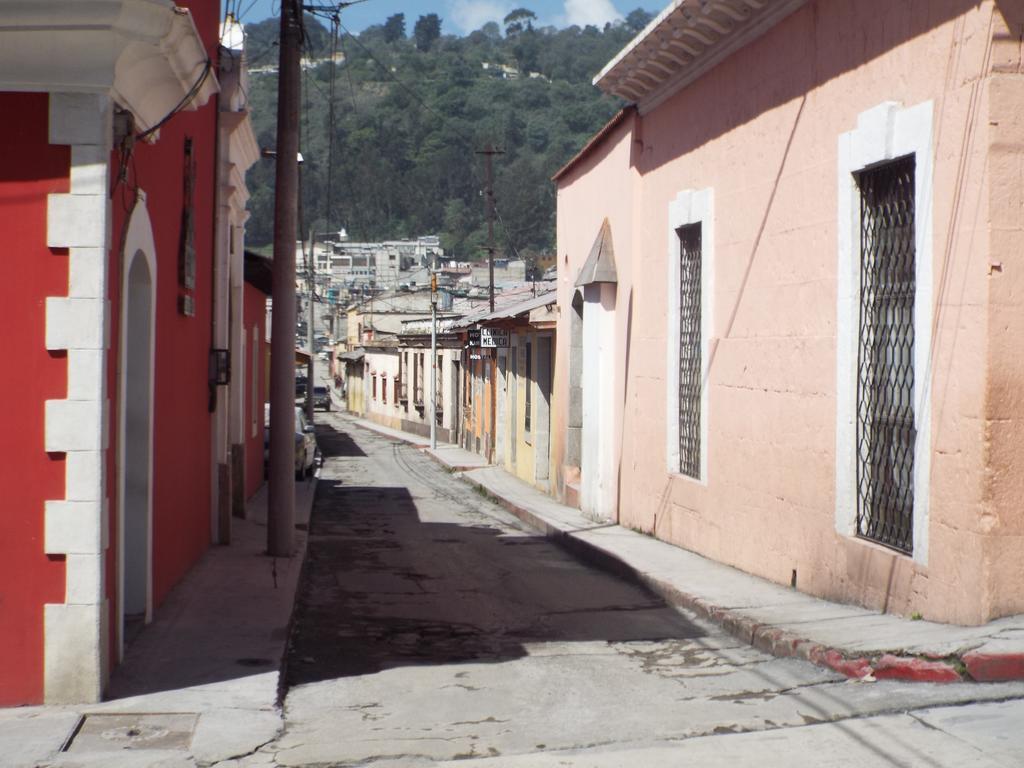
963,652,1024,682
342,420,1024,685
458,470,1024,684
872,654,962,683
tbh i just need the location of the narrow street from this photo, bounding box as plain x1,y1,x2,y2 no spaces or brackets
240,418,1024,768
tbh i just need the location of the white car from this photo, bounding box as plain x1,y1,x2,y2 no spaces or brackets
264,404,318,478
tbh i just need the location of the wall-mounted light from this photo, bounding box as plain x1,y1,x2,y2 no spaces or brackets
209,348,231,386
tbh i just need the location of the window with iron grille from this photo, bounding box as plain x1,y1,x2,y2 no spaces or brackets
435,354,443,421
411,354,417,402
677,223,702,479
399,352,407,401
524,341,532,434
414,352,423,405
855,155,916,554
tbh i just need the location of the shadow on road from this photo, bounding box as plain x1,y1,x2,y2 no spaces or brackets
315,422,366,457
287,423,705,688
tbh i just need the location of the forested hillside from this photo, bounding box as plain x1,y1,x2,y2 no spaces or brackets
242,9,653,261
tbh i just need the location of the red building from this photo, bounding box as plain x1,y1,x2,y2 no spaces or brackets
243,252,272,502
0,2,259,705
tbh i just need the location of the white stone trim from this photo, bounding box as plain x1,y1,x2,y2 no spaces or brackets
44,603,105,704
579,283,618,521
116,196,158,658
666,187,714,485
66,451,103,502
45,297,107,350
43,91,114,704
44,501,104,555
67,350,105,400
46,194,107,249
69,248,108,299
49,93,112,147
65,554,105,605
0,1,218,132
836,100,934,565
44,399,107,452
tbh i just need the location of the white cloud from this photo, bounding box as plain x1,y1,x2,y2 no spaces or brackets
562,0,622,28
448,0,514,34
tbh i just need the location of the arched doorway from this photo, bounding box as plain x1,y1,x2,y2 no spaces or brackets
118,201,157,659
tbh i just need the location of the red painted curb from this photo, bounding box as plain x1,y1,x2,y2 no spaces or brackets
872,654,962,683
963,652,1024,682
816,648,874,679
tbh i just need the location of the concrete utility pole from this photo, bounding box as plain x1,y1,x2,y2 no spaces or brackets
477,145,503,313
430,263,438,450
268,0,302,558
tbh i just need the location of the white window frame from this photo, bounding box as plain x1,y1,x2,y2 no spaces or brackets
251,326,259,438
666,187,713,484
836,100,934,565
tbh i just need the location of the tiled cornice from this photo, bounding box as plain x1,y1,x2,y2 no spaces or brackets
595,0,808,113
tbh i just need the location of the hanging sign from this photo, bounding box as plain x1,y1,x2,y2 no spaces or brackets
479,328,509,348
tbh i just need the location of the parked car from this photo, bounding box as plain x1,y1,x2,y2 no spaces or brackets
313,385,331,411
295,378,307,405
264,404,318,479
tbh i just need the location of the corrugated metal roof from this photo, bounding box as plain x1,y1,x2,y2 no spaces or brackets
457,291,557,327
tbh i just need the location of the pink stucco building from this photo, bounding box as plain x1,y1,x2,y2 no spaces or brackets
553,0,1024,626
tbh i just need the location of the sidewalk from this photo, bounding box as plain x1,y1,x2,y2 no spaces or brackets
342,415,1024,684
0,478,317,768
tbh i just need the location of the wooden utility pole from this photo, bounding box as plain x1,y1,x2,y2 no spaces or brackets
268,0,302,557
477,145,503,312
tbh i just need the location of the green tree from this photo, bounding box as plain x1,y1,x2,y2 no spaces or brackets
383,13,405,42
413,13,442,51
626,8,655,32
503,8,536,38
243,12,631,258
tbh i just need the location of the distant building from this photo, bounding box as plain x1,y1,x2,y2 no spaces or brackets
469,258,527,287
317,235,444,297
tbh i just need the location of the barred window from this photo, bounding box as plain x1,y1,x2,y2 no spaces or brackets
399,352,407,401
677,223,702,479
855,156,916,554
524,341,532,433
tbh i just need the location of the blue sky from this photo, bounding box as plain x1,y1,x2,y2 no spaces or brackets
226,0,664,35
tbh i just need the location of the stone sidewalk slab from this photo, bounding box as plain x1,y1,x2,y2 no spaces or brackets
0,478,317,768
340,414,490,470
336,418,1024,684
343,415,430,446
425,443,491,471
435,700,1024,768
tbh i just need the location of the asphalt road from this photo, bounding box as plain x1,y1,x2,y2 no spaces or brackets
253,419,1024,768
